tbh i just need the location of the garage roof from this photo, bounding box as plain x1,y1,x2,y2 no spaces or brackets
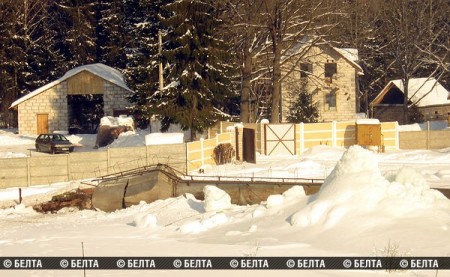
10,63,132,109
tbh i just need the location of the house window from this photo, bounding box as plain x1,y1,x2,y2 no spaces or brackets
325,90,337,111
325,62,337,78
300,63,313,78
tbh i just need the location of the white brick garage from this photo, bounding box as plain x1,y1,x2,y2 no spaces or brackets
10,63,133,135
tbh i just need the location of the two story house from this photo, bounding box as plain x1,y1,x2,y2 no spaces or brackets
281,41,364,122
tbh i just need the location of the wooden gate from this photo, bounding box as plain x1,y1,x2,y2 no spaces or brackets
242,128,256,163
37,114,48,134
265,124,296,155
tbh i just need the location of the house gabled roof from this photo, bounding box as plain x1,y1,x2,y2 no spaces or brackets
371,77,450,107
285,37,364,76
10,63,132,109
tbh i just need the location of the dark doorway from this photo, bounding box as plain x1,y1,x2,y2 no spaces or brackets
68,95,104,134
243,128,256,163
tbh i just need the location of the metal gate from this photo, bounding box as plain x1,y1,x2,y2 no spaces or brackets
264,124,296,155
243,128,256,163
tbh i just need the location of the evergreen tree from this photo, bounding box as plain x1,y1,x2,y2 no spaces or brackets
124,0,173,129
97,0,128,69
50,0,98,69
286,83,319,123
149,0,234,138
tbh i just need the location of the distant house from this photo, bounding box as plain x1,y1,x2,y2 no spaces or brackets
10,63,133,135
370,77,450,124
281,41,364,122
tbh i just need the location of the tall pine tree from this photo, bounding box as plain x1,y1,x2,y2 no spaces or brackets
124,0,173,128
150,0,234,139
97,0,128,69
50,0,98,69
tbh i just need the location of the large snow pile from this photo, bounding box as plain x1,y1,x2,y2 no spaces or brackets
291,145,450,229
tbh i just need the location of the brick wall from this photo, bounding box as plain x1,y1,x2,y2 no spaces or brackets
103,82,131,116
17,76,131,135
18,82,69,134
281,45,359,122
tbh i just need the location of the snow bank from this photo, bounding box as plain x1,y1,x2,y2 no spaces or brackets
398,120,448,131
203,185,231,212
0,152,27,158
145,132,184,145
100,116,134,129
356,118,380,125
134,213,158,228
0,130,35,145
291,145,450,229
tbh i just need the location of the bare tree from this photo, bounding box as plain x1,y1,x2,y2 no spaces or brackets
261,0,337,123
379,0,450,123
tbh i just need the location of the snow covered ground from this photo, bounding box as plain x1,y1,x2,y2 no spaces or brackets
0,128,450,277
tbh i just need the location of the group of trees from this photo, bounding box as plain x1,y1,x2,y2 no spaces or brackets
1,0,449,132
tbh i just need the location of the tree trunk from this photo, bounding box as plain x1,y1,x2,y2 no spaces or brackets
402,78,409,124
240,46,252,123
271,43,282,123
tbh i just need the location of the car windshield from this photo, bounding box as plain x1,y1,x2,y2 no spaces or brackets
52,135,68,141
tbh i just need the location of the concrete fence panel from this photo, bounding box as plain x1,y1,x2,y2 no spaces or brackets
69,152,108,179
303,122,334,148
0,158,28,188
186,132,234,173
29,156,69,185
400,129,450,150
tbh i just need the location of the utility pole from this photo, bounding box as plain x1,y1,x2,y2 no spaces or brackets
158,30,164,91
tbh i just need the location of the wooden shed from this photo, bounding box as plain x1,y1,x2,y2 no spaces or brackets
9,63,133,135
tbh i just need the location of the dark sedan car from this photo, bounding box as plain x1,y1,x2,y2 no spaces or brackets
35,134,74,154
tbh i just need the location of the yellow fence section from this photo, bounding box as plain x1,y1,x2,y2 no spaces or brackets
297,121,398,153
186,132,235,172
380,122,399,149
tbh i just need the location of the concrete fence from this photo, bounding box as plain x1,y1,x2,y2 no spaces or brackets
400,129,450,149
214,120,399,156
0,120,401,189
296,121,398,152
186,132,235,172
0,144,186,189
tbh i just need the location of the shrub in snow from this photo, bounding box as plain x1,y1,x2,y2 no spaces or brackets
203,186,231,212
134,213,157,228
213,143,235,165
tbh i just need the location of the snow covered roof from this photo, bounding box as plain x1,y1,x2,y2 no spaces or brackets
371,77,450,107
286,37,364,76
10,63,132,108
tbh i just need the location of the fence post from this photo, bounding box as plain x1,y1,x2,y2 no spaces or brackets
107,147,111,174
426,121,430,150
261,119,269,155
27,157,31,187
299,122,305,154
67,154,70,181
200,138,204,166
332,121,337,147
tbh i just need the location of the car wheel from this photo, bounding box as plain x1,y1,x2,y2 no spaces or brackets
36,145,40,152
51,147,56,154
